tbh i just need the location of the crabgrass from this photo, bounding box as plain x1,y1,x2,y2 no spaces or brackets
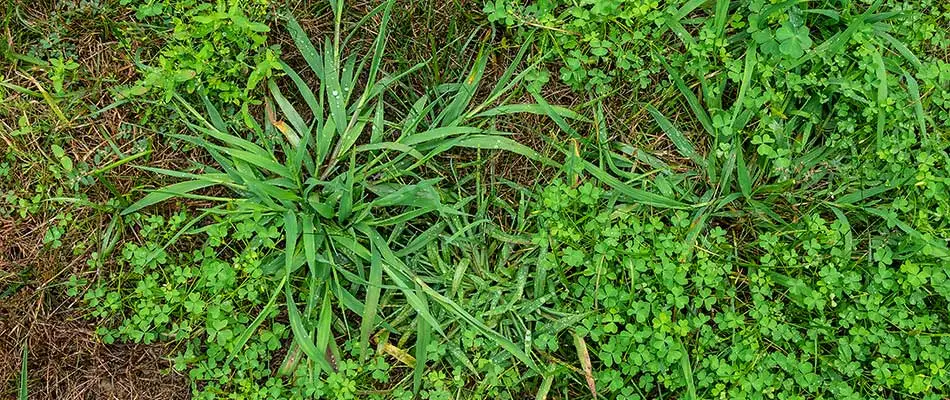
3,0,950,399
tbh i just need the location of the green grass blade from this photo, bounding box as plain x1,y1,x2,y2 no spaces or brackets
283,211,333,372
227,274,287,366
657,56,714,136
269,80,309,139
284,14,324,78
122,179,220,215
455,135,558,167
285,284,334,373
646,104,706,170
279,60,321,119
360,241,383,360
284,210,299,274
19,340,27,400
485,31,534,102
213,143,293,179
474,103,590,122
583,160,688,209
438,44,488,126
878,31,922,69
679,339,697,400
873,49,887,145
736,144,752,198
315,286,333,367
835,186,893,205
535,373,554,400
731,46,757,123
201,95,227,132
413,292,431,395
356,142,424,159
323,39,346,138
414,280,538,370
181,118,271,157
903,70,927,140
367,229,446,337
399,126,483,146
714,0,730,38
363,0,393,99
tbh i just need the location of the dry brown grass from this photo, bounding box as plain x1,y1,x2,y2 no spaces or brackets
0,1,193,398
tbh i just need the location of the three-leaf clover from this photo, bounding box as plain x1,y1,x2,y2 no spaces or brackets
776,21,813,59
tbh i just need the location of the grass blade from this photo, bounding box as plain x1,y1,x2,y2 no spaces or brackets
736,144,752,198
284,14,324,78
455,135,557,166
360,240,383,360
657,55,714,136
572,331,596,399
873,49,887,145
366,229,446,337
122,179,220,215
413,292,431,395
269,80,309,139
227,274,287,366
438,43,488,126
583,160,688,209
646,105,706,170
315,286,334,369
903,70,927,139
19,340,27,400
474,103,590,122
679,339,697,400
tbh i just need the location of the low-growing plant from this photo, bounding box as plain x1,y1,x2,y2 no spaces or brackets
123,0,278,113
112,0,584,396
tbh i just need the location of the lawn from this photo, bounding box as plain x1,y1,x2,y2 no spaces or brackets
2,0,949,399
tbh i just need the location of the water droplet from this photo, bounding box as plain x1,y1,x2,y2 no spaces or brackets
331,90,339,97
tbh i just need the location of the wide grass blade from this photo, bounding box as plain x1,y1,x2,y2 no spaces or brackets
903,71,927,139
227,275,288,366
656,55,714,136
315,287,334,369
269,80,309,140
474,103,590,122
123,179,220,215
438,43,488,126
870,49,888,150
572,332,596,399
679,339,697,400
359,241,383,360
413,291,431,395
455,135,556,166
284,14,324,78
366,228,446,337
646,104,706,170
736,144,752,198
583,160,688,209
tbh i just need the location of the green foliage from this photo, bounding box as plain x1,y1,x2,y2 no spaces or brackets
95,1,568,397
486,0,950,102
28,0,949,398
123,0,278,109
529,176,950,399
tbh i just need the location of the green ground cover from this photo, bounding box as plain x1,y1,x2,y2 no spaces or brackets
2,0,949,399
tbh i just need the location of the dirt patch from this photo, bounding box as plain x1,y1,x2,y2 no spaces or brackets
0,291,189,400
0,199,190,400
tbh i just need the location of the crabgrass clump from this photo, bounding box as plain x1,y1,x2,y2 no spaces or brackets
92,0,569,397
